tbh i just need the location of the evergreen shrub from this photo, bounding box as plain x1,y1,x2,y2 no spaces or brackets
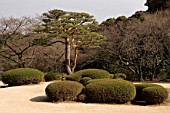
109,74,114,79
114,73,126,79
66,69,110,82
80,77,92,86
45,81,84,102
142,86,168,104
2,68,44,86
45,71,63,81
135,83,162,100
135,83,168,104
85,79,136,103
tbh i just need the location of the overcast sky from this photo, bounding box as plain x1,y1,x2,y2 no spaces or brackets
0,0,147,23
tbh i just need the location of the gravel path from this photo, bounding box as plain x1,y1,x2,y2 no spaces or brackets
0,81,170,113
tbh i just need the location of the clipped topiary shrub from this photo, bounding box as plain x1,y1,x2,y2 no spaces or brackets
142,86,168,104
134,83,163,101
45,81,84,102
45,71,63,81
66,71,82,81
84,79,136,103
66,69,110,82
80,77,92,86
109,74,114,79
2,68,44,86
78,94,87,102
114,73,126,79
134,83,168,104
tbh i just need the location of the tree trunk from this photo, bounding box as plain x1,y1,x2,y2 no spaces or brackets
72,47,78,73
139,64,144,81
65,38,72,75
18,55,25,68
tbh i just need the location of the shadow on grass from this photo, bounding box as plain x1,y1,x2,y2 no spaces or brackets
30,95,51,102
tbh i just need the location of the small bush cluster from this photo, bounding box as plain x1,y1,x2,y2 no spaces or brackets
45,71,63,81
80,77,92,85
135,83,168,104
109,74,114,79
66,69,110,82
114,73,126,79
45,81,84,102
84,79,136,103
2,68,44,86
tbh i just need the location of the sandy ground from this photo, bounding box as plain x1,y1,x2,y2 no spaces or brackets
0,81,170,113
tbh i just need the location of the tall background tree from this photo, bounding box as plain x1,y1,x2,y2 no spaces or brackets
97,10,170,81
0,17,40,69
35,9,106,74
145,0,170,13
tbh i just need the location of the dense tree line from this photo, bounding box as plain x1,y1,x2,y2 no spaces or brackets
96,10,170,81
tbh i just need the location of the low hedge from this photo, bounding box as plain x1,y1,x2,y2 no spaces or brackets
80,77,92,86
114,73,126,79
134,83,168,104
109,74,114,79
142,86,168,104
66,69,110,82
84,79,136,103
45,81,84,102
2,68,44,86
45,71,63,81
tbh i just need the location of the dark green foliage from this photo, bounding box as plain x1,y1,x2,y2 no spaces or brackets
134,83,168,104
114,73,126,79
2,68,44,86
85,79,136,103
142,86,168,104
130,11,146,21
78,94,87,102
116,16,127,22
100,18,116,27
80,77,92,86
45,71,63,81
159,68,170,81
115,68,138,81
66,69,110,82
45,81,84,102
145,0,170,13
32,38,48,46
66,71,81,81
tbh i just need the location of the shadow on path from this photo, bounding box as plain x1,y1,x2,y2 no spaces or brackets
30,95,51,102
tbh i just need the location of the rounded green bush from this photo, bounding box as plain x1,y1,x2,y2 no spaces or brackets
85,79,136,103
80,77,92,86
114,73,126,79
142,86,168,104
2,68,44,86
45,71,63,81
109,74,114,79
78,94,87,102
45,81,84,102
66,69,110,82
134,83,168,104
134,83,163,101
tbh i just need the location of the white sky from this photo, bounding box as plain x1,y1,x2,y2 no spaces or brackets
0,0,147,23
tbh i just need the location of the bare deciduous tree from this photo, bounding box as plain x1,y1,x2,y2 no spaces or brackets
99,10,170,81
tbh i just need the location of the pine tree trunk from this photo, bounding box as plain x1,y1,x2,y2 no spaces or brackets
65,38,72,75
72,47,78,73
